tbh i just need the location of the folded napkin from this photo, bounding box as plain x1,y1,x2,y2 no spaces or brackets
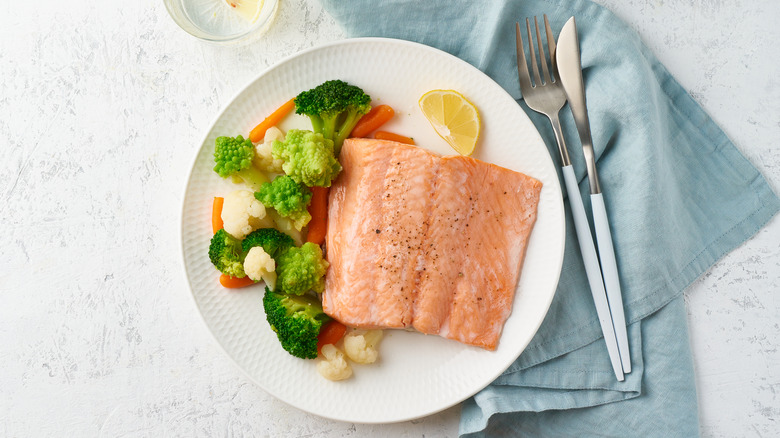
320,0,780,436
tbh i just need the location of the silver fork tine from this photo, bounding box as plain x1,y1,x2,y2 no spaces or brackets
543,15,558,81
526,18,541,87
534,16,552,85
515,22,533,91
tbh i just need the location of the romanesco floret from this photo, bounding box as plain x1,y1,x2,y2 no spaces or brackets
208,229,246,278
253,126,285,174
263,288,331,359
255,175,313,231
241,227,295,259
275,242,329,295
317,344,352,381
221,190,274,239
213,135,270,191
271,129,342,188
243,247,276,290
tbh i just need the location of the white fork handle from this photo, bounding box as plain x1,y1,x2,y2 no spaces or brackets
562,165,624,381
591,193,631,373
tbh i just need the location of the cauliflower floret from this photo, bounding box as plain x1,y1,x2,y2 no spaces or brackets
343,329,383,364
221,190,274,239
316,344,352,381
253,126,285,174
243,246,277,290
267,210,303,246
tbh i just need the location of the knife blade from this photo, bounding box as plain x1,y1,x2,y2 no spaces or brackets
556,17,600,195
556,16,632,375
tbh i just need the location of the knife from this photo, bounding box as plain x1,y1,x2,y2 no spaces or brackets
556,17,631,376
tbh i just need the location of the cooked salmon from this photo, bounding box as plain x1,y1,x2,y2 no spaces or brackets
322,138,542,350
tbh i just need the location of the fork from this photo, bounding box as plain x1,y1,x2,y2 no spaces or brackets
516,16,625,381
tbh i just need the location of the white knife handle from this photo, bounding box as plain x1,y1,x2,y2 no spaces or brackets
591,193,631,373
562,166,624,381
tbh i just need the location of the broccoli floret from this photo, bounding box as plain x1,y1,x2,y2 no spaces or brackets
213,135,270,191
294,79,372,155
263,288,331,359
208,229,246,278
255,175,313,230
242,227,295,259
271,129,342,188
275,242,330,295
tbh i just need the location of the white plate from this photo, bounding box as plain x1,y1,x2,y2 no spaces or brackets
180,38,565,423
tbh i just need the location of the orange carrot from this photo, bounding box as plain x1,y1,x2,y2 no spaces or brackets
317,320,348,354
249,98,296,143
219,274,255,289
350,104,395,138
374,131,415,145
306,186,329,245
212,197,224,234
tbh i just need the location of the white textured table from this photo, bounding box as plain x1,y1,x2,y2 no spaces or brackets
1,1,777,436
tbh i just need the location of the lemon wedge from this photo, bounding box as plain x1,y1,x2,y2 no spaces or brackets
225,0,264,23
418,89,481,156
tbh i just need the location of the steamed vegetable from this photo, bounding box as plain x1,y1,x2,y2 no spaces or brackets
263,288,331,359
212,197,224,234
267,210,304,246
374,131,415,145
253,126,286,174
241,227,296,259
305,186,328,245
350,104,395,138
294,79,372,155
219,274,255,289
221,190,273,240
343,329,384,364
317,344,352,381
271,129,342,188
275,242,329,295
249,98,296,143
208,229,246,278
316,320,347,355
243,246,277,290
213,135,270,191
255,175,313,231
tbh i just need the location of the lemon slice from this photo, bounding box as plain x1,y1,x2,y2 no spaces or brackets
418,89,481,156
225,0,264,23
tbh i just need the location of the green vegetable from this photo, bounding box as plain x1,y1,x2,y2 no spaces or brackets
263,288,331,359
276,242,330,295
255,175,313,231
241,227,296,260
272,129,342,188
294,79,372,155
208,229,246,278
213,135,270,191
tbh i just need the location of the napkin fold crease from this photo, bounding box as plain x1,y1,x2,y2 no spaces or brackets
319,0,780,436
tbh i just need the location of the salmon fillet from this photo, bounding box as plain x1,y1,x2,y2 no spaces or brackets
322,138,542,350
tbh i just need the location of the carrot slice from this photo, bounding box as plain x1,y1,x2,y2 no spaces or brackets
306,186,329,245
374,131,415,145
317,320,348,355
350,104,395,138
219,274,255,289
212,197,224,234
249,98,296,143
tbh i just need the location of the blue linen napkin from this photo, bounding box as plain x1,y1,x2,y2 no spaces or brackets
319,0,780,436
